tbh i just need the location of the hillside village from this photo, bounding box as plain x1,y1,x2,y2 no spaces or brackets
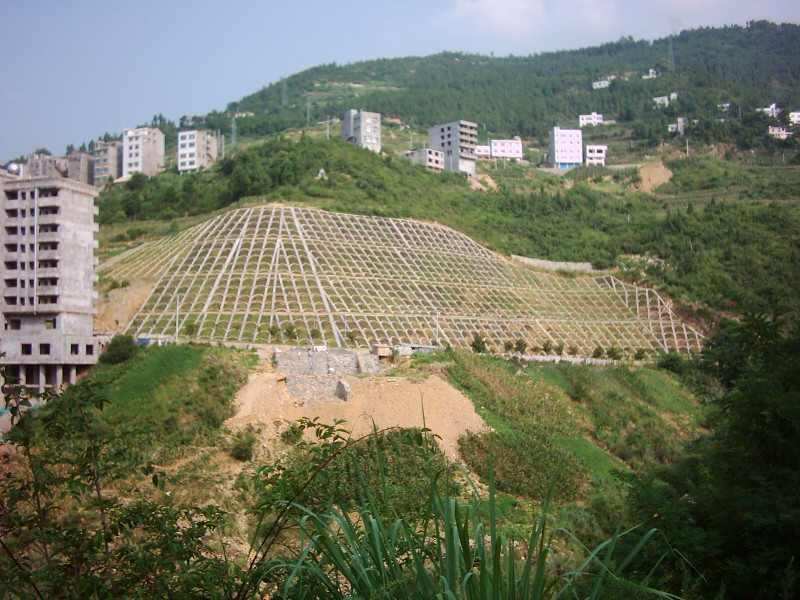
1,20,800,600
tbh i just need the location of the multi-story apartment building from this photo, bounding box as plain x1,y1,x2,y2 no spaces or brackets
122,127,165,178
402,148,445,172
93,140,122,185
177,130,219,173
758,103,781,118
66,151,94,185
26,154,68,179
490,138,523,159
579,113,604,127
428,120,478,175
341,109,382,153
548,127,583,168
1,177,99,390
585,145,608,166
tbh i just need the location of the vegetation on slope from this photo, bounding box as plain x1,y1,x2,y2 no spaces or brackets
224,21,800,145
98,135,800,318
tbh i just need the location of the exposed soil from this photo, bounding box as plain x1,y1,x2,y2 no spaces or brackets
94,279,154,333
470,173,498,191
226,364,488,462
635,160,673,193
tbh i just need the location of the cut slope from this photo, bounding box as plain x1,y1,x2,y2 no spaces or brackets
99,205,703,355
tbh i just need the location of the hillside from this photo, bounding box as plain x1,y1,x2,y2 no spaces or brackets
98,204,703,356
218,21,800,142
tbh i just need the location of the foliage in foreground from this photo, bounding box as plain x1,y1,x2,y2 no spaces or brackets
0,372,679,600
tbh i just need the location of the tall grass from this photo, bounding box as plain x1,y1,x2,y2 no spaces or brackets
273,440,680,600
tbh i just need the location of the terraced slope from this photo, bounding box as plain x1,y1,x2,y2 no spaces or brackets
100,205,703,355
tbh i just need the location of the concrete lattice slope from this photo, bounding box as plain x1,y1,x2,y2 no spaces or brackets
99,205,703,355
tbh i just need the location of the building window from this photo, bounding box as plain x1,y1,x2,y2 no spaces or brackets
39,343,50,355
45,317,56,329
7,319,21,330
71,344,79,355
21,343,32,355
86,344,94,355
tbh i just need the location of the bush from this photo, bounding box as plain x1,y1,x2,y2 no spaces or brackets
100,335,138,365
470,333,488,354
281,422,303,445
592,346,605,359
513,338,528,354
230,426,258,461
607,347,623,360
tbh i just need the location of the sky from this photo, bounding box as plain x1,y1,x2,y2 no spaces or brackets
1,0,798,161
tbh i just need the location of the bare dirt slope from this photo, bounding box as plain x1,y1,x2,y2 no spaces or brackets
636,160,673,193
226,367,488,462
95,280,155,333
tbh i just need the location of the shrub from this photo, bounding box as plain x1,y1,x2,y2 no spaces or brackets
100,335,138,365
513,338,528,354
281,422,303,445
503,340,514,352
542,340,554,354
592,346,605,359
607,346,623,360
634,348,647,361
470,333,488,354
230,426,257,461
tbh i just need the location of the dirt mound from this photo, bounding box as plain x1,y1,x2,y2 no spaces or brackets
227,369,488,462
470,174,498,191
635,161,673,193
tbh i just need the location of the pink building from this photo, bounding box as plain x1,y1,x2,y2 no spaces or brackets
490,138,523,159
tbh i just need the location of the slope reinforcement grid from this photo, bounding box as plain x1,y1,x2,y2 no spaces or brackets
99,205,703,355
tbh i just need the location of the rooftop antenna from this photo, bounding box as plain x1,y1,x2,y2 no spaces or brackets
668,17,681,73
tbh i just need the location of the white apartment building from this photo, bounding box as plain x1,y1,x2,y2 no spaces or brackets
475,145,491,159
579,113,604,127
490,138,523,159
403,148,445,172
758,103,781,118
177,130,218,173
653,93,679,108
26,154,68,179
341,109,382,153
122,127,165,178
428,120,478,175
547,127,583,168
585,145,608,166
789,112,800,126
592,80,611,90
1,177,99,390
93,140,122,184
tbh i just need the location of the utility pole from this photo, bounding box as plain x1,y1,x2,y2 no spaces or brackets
326,116,330,140
175,294,179,343
306,97,311,127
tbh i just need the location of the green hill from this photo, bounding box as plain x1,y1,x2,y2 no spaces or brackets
216,21,800,143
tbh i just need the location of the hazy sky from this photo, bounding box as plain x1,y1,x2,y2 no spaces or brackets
1,0,798,160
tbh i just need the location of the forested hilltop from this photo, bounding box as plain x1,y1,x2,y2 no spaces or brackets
207,21,800,141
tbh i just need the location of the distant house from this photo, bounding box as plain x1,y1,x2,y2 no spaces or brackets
428,120,478,175
668,117,688,136
177,130,219,173
768,126,793,140
592,79,611,90
585,145,607,166
717,102,732,112
548,127,583,168
403,148,444,171
579,113,604,127
490,138,523,159
758,103,781,118
475,145,491,159
653,92,678,108
788,111,800,126
342,109,382,153
93,140,122,184
122,127,165,178
642,68,658,80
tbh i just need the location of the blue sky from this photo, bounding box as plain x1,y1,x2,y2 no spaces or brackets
1,0,798,161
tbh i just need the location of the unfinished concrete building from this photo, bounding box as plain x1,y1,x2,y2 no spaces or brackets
1,177,99,390
341,109,382,153
428,120,478,175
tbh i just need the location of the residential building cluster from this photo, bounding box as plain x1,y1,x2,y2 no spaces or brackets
10,126,221,188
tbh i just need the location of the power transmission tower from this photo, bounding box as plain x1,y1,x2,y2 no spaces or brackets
668,17,681,73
